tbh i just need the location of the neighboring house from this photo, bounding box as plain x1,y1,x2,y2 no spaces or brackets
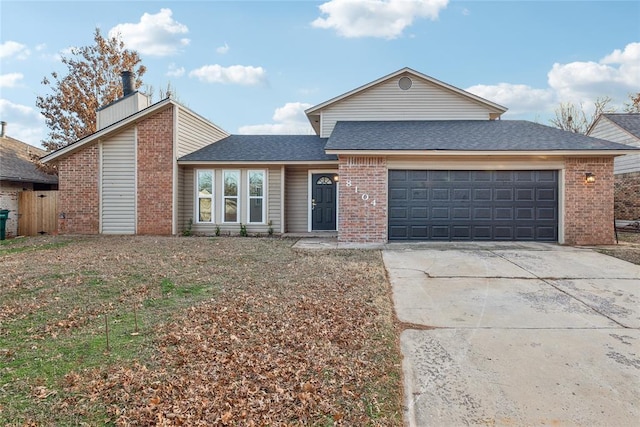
42,68,638,245
0,122,59,238
587,113,640,220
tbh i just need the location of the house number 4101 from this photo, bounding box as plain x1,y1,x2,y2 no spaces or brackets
345,179,376,207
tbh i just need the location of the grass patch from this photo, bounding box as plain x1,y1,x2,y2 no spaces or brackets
0,235,402,425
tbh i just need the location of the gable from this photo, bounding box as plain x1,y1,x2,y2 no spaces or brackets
306,68,507,138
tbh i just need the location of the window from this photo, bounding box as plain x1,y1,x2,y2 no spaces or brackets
197,170,213,222
248,170,265,223
316,176,333,185
223,170,240,223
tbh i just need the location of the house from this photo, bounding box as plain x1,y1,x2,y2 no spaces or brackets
41,68,639,245
587,113,640,221
0,122,59,238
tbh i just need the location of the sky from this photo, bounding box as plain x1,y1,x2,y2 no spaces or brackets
1,0,639,149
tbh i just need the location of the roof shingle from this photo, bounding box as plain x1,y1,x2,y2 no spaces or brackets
325,120,637,151
179,135,337,162
603,113,640,139
1,136,58,184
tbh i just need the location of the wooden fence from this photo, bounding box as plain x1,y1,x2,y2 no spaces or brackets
18,191,59,236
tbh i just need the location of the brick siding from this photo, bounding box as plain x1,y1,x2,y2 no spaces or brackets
0,181,32,238
137,106,174,235
337,156,387,243
614,171,640,220
57,145,99,234
564,157,615,245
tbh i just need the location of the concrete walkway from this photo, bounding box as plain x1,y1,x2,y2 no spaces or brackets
383,243,640,426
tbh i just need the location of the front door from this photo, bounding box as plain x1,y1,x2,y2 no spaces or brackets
311,173,337,231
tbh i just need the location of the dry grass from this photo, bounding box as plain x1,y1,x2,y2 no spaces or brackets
598,231,640,265
0,236,403,426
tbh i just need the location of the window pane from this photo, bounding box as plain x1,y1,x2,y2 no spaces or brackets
250,199,262,223
198,171,212,193
249,172,263,197
224,172,238,196
199,198,212,222
225,199,237,222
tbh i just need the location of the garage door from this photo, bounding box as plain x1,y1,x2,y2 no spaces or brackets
388,170,558,241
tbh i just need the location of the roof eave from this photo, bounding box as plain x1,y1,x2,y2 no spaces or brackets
324,149,639,156
41,98,174,163
304,67,508,117
178,160,339,165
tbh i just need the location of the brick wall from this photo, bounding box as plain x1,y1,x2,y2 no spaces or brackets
614,171,640,220
137,106,174,235
338,156,387,243
57,145,99,234
0,181,33,238
564,157,615,245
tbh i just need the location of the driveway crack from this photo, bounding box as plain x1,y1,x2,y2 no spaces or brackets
489,250,630,329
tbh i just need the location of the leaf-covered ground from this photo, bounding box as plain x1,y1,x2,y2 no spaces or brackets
598,231,640,265
0,236,402,426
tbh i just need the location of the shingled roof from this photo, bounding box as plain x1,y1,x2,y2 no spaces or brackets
0,136,58,184
179,135,337,162
325,120,638,152
602,113,640,139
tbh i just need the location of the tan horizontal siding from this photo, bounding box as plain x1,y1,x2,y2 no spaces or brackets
590,119,640,174
176,107,229,158
320,76,492,137
101,128,136,234
97,93,149,130
285,166,309,233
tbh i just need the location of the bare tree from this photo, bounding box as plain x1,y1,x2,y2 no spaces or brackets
549,96,615,134
623,92,640,113
36,28,146,151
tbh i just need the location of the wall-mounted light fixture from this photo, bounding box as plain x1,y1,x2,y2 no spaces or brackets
585,172,596,184
333,175,339,182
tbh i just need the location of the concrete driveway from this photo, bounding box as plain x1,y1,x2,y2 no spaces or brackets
383,242,640,426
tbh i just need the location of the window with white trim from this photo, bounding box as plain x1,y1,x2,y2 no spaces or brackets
248,170,265,223
197,170,213,223
223,170,240,223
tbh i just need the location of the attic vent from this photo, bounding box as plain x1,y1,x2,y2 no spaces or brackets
398,76,412,90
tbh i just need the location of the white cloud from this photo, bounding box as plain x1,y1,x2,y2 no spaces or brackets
166,63,185,77
35,43,47,51
311,0,449,39
189,64,267,85
0,99,46,147
464,42,640,119
238,102,314,134
0,73,24,88
109,8,190,56
0,41,30,59
548,42,640,105
216,43,230,54
466,83,555,115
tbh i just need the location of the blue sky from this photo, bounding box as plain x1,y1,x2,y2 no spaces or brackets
1,0,639,148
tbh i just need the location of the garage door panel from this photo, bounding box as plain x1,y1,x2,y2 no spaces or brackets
474,207,492,220
537,188,556,201
474,189,492,201
516,208,534,220
411,207,428,219
389,170,558,241
411,188,428,200
495,188,514,201
537,207,556,220
474,171,492,181
453,207,470,220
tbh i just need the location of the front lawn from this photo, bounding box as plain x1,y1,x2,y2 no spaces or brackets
0,236,402,426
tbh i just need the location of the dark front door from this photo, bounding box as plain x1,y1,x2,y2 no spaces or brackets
312,173,337,231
